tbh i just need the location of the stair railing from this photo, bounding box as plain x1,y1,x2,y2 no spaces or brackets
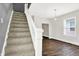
25,4,43,56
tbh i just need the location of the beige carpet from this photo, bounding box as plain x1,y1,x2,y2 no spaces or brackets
5,11,35,56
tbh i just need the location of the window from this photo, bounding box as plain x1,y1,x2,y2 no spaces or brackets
64,17,76,37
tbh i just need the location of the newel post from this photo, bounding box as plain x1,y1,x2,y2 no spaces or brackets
35,28,43,56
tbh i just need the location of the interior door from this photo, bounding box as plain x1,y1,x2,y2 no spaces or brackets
42,24,49,37
13,3,25,12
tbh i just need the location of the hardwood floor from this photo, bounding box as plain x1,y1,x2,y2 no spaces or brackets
42,37,79,56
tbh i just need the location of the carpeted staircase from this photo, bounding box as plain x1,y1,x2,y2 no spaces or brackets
5,11,35,56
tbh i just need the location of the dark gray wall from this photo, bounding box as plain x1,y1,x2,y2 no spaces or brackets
0,3,12,55
13,3,24,12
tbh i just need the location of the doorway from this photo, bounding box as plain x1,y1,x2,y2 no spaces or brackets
42,24,49,37
13,3,25,12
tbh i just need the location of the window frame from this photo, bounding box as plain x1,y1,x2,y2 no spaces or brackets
64,17,76,37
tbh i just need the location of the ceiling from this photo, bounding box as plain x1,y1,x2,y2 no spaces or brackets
29,3,79,18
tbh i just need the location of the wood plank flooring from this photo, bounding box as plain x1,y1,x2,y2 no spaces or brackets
42,37,79,56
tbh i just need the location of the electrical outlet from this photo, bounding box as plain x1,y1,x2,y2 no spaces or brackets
1,18,3,23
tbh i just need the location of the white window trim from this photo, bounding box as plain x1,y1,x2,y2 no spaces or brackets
64,16,76,37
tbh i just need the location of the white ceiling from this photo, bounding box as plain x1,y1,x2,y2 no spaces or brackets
29,3,79,18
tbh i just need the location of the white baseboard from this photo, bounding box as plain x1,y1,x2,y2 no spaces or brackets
49,36,79,46
43,35,49,38
1,10,13,56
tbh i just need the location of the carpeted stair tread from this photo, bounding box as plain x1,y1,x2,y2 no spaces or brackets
8,32,31,37
7,37,32,45
11,22,27,24
13,16,25,19
12,19,27,21
12,20,27,22
9,27,29,32
13,11,25,15
5,50,35,56
11,20,27,24
10,23,28,28
5,44,34,56
13,14,25,16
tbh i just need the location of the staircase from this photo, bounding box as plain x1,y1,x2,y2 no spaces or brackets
5,11,35,56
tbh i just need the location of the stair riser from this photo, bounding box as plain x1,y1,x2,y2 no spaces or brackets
10,28,29,32
9,30,29,32
5,51,35,56
5,45,34,55
8,34,31,38
5,44,34,51
11,21,28,23
7,38,32,45
13,16,25,19
11,24,28,26
12,19,27,21
13,12,24,14
8,35,31,38
11,22,28,24
10,26,28,28
13,14,25,16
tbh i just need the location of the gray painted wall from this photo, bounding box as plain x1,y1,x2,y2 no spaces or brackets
0,3,12,55
13,3,24,12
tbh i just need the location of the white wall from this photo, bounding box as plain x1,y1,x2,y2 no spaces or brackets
50,10,79,45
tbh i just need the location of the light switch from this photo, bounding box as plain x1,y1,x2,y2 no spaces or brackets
1,18,3,23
